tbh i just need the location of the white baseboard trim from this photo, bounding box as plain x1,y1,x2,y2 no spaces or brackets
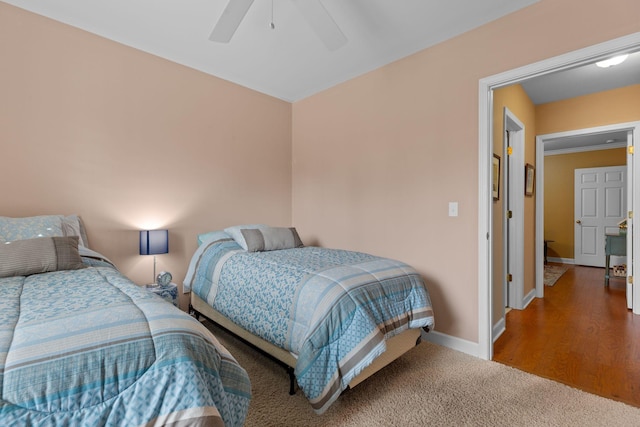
547,257,574,264
522,288,536,309
492,317,506,343
422,330,481,359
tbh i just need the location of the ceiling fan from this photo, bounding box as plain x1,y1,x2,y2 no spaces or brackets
209,0,347,51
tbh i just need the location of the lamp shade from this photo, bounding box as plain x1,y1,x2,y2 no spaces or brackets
139,230,169,255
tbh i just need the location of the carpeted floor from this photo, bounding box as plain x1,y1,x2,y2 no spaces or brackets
544,264,569,286
205,321,640,427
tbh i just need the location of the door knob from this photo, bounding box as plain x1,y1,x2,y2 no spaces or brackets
576,220,582,224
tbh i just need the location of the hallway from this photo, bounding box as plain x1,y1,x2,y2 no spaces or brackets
493,264,640,407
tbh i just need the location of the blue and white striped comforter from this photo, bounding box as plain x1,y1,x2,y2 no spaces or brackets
185,238,434,414
0,262,251,426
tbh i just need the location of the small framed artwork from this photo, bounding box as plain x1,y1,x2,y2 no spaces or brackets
492,154,501,201
525,163,535,196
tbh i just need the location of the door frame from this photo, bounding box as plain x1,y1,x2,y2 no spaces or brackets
537,125,639,302
628,130,635,311
478,31,640,360
504,108,526,310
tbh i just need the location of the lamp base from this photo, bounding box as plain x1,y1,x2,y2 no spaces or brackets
153,255,157,285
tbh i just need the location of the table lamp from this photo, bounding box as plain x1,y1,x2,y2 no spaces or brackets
139,229,169,284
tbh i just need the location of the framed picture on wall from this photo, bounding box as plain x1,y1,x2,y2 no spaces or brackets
525,163,535,196
492,154,501,201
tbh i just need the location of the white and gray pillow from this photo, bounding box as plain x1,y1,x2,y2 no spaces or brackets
197,230,232,246
0,236,86,278
224,224,268,250
240,227,304,252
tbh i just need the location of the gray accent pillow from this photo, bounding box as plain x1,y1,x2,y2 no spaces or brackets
0,236,86,278
241,227,304,252
224,224,268,250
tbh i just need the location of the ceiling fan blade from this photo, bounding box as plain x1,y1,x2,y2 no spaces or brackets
209,0,255,43
292,0,347,51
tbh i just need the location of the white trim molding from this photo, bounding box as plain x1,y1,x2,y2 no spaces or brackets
478,31,640,361
423,330,480,358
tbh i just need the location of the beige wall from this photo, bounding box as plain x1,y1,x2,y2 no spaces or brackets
0,4,293,309
3,0,640,345
491,84,536,323
293,0,640,342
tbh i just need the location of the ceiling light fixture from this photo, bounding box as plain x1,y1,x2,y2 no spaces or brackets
596,54,629,68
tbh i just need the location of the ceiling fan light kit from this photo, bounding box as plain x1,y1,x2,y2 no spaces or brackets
596,54,629,68
210,0,347,51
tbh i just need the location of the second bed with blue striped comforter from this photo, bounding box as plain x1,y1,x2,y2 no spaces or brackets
185,237,435,414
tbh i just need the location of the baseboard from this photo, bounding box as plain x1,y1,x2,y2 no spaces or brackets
424,316,537,359
492,317,506,343
547,257,574,264
422,330,480,358
522,288,536,309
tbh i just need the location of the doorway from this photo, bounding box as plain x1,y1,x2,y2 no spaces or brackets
574,165,627,267
537,125,638,309
478,32,640,360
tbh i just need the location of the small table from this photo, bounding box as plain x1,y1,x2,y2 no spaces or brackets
605,233,626,286
144,282,178,306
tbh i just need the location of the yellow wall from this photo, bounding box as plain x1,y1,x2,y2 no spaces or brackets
491,84,536,320
537,85,640,134
544,149,626,259
539,84,640,261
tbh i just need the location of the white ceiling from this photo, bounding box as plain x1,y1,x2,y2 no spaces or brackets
521,50,640,152
5,0,637,151
2,0,539,102
542,130,629,153
521,50,640,105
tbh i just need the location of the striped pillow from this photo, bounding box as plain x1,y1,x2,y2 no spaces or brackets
0,236,86,278
240,227,304,252
224,224,268,250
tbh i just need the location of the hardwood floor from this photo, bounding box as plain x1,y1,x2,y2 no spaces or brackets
493,264,640,407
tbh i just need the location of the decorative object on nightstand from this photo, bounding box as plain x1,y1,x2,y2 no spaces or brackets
144,281,178,306
156,270,172,286
139,229,169,284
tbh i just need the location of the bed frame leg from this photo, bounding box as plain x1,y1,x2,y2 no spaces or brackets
189,304,202,321
287,367,296,395
195,310,298,397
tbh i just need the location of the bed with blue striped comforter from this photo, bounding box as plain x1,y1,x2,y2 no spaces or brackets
0,260,251,426
184,238,434,414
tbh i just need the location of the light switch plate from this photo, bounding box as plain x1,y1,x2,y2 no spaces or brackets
448,202,458,217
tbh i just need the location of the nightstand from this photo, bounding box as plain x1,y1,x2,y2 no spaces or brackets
144,282,178,307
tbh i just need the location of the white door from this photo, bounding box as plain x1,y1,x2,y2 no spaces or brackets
574,166,627,267
626,130,634,310
504,109,525,310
